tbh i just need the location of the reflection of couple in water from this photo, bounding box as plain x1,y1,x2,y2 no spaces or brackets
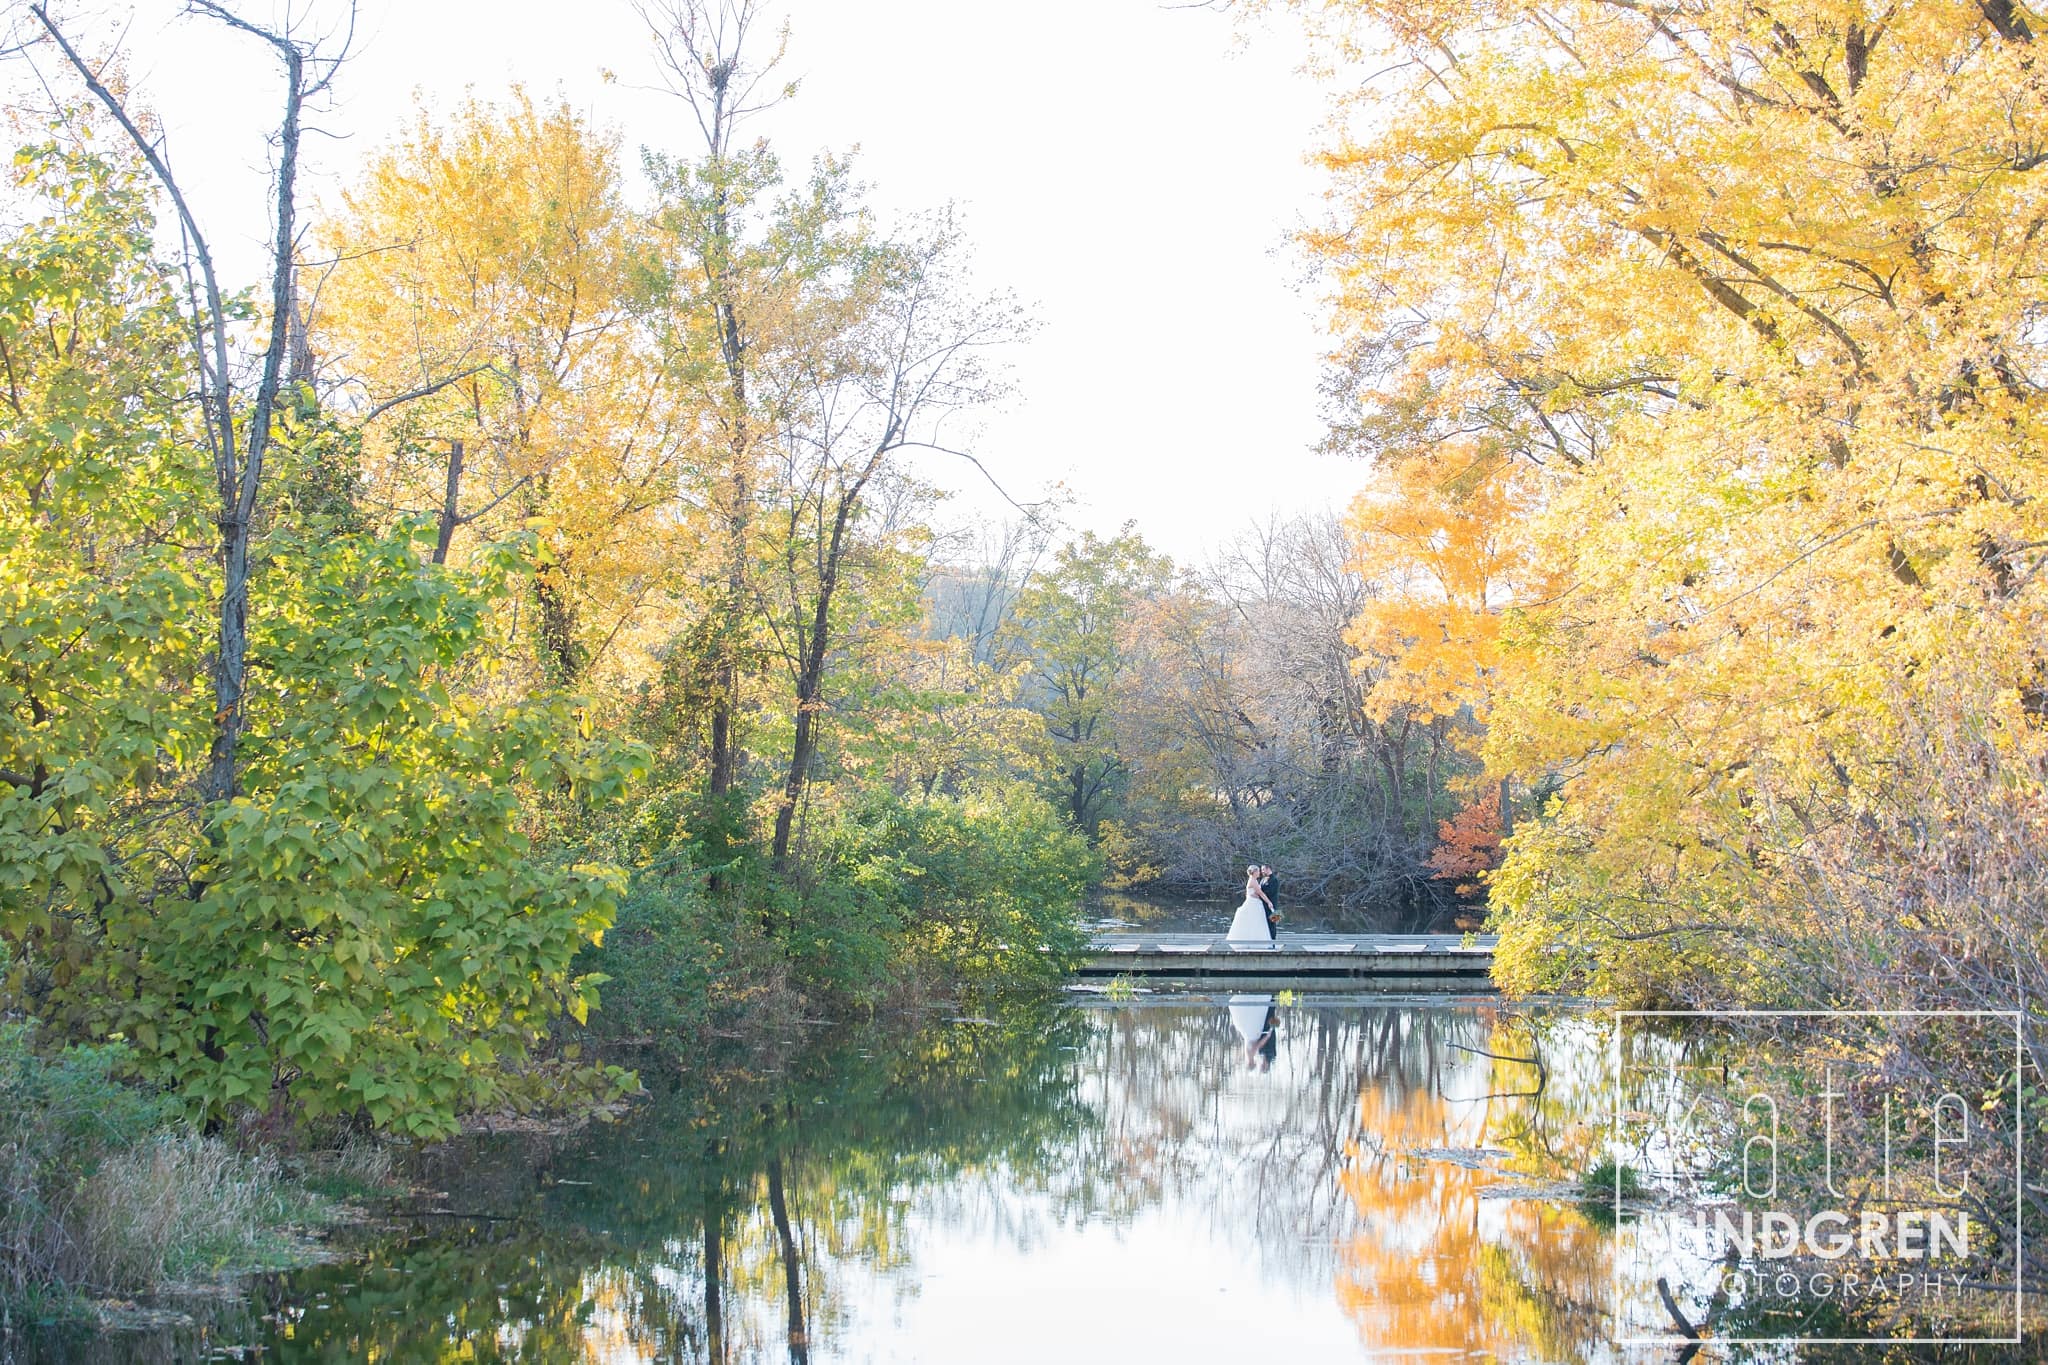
1226,863,1280,943
1229,994,1279,1071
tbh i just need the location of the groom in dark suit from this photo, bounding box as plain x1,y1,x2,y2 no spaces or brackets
1261,865,1280,936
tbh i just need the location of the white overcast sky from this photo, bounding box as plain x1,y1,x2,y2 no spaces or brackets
17,0,1364,564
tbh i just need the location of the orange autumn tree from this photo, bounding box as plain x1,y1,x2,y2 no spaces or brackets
1427,786,1502,898
1344,448,1539,875
1346,450,1537,724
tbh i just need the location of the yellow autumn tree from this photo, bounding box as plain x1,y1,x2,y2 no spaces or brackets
313,92,688,689
1294,0,2048,1001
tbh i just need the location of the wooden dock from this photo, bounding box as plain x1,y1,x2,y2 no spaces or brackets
1080,932,1497,986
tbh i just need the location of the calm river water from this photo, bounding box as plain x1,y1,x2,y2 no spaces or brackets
41,993,1986,1362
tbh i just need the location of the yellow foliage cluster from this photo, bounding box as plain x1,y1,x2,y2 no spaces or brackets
1307,0,2048,997
1346,452,1542,723
314,92,694,693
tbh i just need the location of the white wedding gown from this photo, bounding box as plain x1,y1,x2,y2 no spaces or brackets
1226,878,1273,943
1229,994,1275,1043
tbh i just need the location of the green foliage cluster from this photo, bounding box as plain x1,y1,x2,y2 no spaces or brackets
0,144,211,1000
1574,1156,1643,1229
804,786,1098,998
137,520,638,1132
578,785,1096,1047
1002,529,1172,837
0,144,639,1139
573,874,734,1051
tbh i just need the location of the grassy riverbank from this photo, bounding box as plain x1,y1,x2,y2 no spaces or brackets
0,1025,397,1330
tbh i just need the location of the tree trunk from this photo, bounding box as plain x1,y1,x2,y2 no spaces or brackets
770,490,860,867
202,43,306,804
534,558,581,685
701,1190,725,1365
768,672,820,867
30,4,307,808
707,451,746,799
208,529,254,802
1422,720,1443,841
1379,715,1411,844
706,196,749,802
432,438,465,565
766,1154,809,1365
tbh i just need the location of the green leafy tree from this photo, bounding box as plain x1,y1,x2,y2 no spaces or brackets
0,143,211,1036
135,511,638,1133
810,785,1096,994
0,142,641,1137
1006,528,1172,836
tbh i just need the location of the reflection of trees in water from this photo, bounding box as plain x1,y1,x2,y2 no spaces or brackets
869,1001,1634,1362
1330,1014,1619,1359
1047,1006,1609,1287
116,1007,1094,1364
561,1007,1101,1363
1032,1003,1651,1361
125,1002,1646,1364
1045,1003,1479,1269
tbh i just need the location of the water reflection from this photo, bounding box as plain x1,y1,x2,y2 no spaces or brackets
1226,993,1278,1071
1330,1013,1617,1358
34,999,1727,1362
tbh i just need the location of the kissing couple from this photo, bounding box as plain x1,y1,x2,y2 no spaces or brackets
1226,863,1280,943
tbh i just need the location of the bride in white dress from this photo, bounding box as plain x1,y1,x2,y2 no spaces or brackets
1226,864,1274,943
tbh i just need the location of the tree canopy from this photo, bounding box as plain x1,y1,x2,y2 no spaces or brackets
1291,0,2048,999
